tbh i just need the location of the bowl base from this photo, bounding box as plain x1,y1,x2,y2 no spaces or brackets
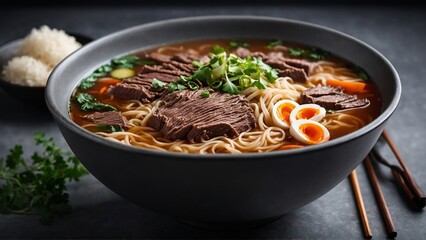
177,215,283,230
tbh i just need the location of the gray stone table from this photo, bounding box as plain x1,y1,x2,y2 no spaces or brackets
0,5,425,239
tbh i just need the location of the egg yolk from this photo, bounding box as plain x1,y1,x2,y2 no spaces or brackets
277,103,296,125
299,123,328,144
296,108,319,120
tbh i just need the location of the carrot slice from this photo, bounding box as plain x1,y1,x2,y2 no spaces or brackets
279,144,304,150
326,79,367,93
98,77,122,85
99,86,108,95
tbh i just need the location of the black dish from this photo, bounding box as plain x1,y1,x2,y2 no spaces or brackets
0,32,93,108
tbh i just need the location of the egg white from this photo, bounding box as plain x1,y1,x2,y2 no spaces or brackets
272,99,299,129
290,119,330,145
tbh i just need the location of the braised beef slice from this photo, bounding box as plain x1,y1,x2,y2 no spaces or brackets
84,111,129,129
170,61,196,73
265,59,308,82
266,52,314,74
267,51,284,59
111,52,201,102
338,99,370,109
149,89,256,142
234,47,251,58
301,85,343,98
304,94,356,110
162,62,181,72
145,52,172,63
137,71,181,83
281,58,312,74
301,85,370,110
139,65,191,77
277,69,308,82
264,58,293,70
198,55,210,64
264,58,312,76
111,83,164,102
172,52,199,64
110,70,178,102
234,47,267,59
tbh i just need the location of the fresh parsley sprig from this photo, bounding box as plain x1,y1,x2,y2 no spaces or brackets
79,55,153,90
0,133,88,224
74,93,116,112
111,55,144,69
79,64,113,90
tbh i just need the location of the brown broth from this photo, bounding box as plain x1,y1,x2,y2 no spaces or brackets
70,39,382,147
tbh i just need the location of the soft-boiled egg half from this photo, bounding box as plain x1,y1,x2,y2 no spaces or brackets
272,100,300,129
290,119,330,145
290,104,326,123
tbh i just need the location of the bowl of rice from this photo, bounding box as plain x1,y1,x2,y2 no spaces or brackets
0,26,93,107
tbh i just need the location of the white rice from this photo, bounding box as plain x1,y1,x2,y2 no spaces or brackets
1,25,82,87
2,56,52,87
18,25,82,67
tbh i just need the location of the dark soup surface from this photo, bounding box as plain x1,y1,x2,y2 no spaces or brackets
69,39,381,153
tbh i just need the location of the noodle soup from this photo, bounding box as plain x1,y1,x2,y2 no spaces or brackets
69,39,381,153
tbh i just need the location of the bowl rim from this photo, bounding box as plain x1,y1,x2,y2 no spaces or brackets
46,15,401,160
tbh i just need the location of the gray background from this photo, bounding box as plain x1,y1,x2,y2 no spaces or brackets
0,5,425,239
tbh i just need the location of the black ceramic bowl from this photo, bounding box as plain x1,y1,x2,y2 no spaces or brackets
0,32,93,108
46,16,401,227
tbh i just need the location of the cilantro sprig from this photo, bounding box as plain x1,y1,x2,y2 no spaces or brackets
74,93,116,112
79,55,153,90
0,133,88,224
288,47,328,60
267,39,283,49
229,40,250,48
98,124,124,133
351,65,369,80
153,46,278,95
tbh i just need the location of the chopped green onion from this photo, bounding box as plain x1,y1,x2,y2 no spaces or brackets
187,81,200,90
201,91,210,98
166,45,279,95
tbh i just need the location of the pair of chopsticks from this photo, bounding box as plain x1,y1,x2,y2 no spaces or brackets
373,130,426,209
351,155,396,239
350,157,395,239
349,129,425,239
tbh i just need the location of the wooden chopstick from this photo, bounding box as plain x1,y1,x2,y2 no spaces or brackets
349,170,373,239
364,156,397,238
390,166,419,206
382,130,426,205
372,146,425,209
